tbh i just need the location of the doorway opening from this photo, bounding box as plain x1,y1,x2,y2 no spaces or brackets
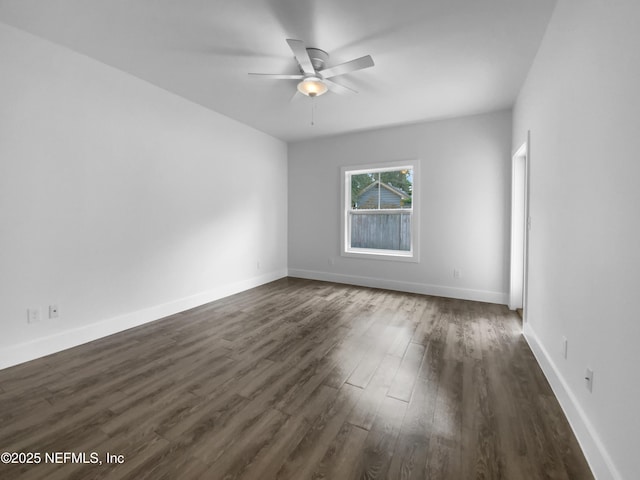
509,136,530,324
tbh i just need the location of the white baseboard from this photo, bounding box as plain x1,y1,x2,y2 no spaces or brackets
0,269,287,371
523,322,621,480
288,268,508,305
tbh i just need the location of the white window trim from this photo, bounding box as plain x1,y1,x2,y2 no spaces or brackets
340,159,420,263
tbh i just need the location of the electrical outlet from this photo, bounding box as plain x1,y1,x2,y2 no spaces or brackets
328,258,335,266
453,268,461,279
585,368,594,392
256,261,261,270
562,336,568,359
49,305,59,319
27,307,41,324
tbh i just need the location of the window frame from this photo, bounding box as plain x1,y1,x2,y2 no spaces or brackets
340,160,420,262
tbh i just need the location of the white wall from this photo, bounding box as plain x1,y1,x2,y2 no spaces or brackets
289,110,512,303
513,1,640,479
0,22,288,368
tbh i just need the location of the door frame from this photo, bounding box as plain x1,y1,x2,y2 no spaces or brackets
509,133,530,319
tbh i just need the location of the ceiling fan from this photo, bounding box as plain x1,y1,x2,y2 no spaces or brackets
249,39,374,98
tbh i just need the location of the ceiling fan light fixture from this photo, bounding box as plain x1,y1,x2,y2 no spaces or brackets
297,77,328,97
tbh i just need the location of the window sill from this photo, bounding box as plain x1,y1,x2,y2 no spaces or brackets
341,248,419,263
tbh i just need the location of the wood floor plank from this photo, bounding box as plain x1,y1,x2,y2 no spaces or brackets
386,434,429,480
274,383,363,480
309,422,368,480
386,342,425,402
347,354,401,431
231,413,311,480
0,278,594,480
202,408,289,480
358,395,407,479
321,342,367,390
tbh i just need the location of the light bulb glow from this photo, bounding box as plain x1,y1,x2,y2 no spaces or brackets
297,77,328,97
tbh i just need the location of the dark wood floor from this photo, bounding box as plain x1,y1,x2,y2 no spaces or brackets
0,278,593,480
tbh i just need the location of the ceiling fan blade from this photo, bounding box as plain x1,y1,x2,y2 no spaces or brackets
320,55,374,79
286,39,316,75
248,73,305,80
324,79,358,95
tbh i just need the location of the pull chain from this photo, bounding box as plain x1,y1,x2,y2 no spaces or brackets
310,98,316,126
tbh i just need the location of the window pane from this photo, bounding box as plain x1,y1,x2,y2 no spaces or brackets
351,173,375,209
351,169,412,210
350,212,411,251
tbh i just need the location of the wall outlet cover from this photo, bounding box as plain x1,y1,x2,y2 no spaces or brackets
27,308,41,324
585,368,594,392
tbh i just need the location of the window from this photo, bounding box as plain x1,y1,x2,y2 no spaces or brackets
341,160,419,261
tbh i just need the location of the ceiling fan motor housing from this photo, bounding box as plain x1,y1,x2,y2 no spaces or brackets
304,48,329,73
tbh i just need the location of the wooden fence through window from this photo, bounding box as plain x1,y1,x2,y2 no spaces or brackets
350,211,411,251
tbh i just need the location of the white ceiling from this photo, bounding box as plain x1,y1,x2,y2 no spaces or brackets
0,0,557,142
